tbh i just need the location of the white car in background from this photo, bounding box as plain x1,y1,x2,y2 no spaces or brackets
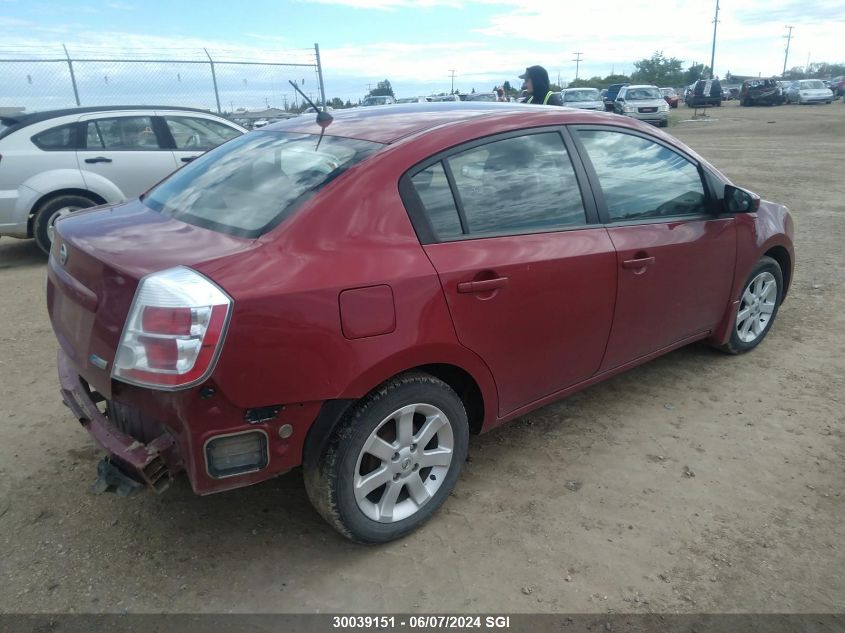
361,96,396,106
0,106,244,252
784,80,834,104
560,88,604,110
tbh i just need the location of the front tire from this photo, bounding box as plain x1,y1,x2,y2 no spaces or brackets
304,372,469,543
719,256,783,355
33,194,99,254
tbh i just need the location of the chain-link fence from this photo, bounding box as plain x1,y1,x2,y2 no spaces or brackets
0,44,326,115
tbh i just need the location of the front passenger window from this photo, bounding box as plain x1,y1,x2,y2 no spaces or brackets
577,130,706,221
85,116,160,150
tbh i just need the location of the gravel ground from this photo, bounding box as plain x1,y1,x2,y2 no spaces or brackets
0,101,843,614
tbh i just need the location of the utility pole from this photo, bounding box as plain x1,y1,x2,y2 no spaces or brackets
448,69,456,94
572,52,583,81
709,0,720,79
782,26,794,77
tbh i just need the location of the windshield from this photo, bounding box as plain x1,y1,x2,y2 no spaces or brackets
144,131,382,238
362,97,390,106
627,88,661,100
564,89,600,102
660,88,675,96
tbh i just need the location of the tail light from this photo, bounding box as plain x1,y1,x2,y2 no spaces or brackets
113,266,232,390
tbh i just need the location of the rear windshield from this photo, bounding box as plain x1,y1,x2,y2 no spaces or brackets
143,131,382,238
802,80,825,89
564,89,600,102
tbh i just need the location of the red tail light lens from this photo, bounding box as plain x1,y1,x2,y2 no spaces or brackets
142,306,193,335
113,267,232,390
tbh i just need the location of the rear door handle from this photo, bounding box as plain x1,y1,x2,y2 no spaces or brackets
84,157,112,164
181,156,198,163
622,256,655,270
457,277,509,294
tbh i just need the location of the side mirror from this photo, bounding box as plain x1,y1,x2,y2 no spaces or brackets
724,184,760,213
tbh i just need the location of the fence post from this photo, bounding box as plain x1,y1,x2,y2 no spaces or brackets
62,44,81,106
314,43,327,110
204,48,222,114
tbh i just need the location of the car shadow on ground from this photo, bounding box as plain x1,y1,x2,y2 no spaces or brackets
0,238,45,270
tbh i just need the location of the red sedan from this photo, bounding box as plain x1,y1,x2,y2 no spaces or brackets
47,103,794,543
660,87,680,108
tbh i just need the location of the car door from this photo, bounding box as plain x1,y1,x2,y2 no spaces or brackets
160,114,243,166
77,113,178,199
401,130,617,416
570,126,737,371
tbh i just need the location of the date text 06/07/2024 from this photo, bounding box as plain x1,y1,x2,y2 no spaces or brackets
332,615,512,629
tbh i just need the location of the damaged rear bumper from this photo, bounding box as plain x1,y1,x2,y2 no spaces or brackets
58,348,179,494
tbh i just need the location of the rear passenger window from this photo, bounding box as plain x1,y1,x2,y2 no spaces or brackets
32,124,78,150
410,163,463,239
448,133,586,237
407,132,587,241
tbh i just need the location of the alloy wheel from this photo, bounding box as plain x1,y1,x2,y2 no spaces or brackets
736,271,777,343
353,403,454,523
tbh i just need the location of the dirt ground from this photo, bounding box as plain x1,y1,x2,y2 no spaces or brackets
0,101,843,615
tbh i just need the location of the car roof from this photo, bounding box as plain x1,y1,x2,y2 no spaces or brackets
265,102,622,144
0,105,222,141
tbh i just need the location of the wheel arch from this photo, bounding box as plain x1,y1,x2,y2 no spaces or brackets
27,188,107,237
763,245,792,300
302,360,493,471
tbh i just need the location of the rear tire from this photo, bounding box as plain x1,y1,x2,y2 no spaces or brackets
718,256,783,355
33,194,99,254
304,372,469,543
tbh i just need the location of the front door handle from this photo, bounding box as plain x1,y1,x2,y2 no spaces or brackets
457,277,509,294
181,156,197,163
84,157,112,164
622,256,655,270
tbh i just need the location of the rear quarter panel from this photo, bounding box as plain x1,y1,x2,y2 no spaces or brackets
196,145,500,427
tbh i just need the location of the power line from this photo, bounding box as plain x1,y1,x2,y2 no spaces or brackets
709,0,720,79
572,52,583,80
782,26,794,77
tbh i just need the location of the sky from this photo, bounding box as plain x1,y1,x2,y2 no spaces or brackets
1,0,843,111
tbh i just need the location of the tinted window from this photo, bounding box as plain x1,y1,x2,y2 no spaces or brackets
165,116,241,150
144,131,381,238
578,130,706,221
85,116,160,150
32,124,78,150
445,133,586,237
410,163,463,239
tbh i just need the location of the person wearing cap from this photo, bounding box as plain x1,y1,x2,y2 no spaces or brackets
518,66,562,106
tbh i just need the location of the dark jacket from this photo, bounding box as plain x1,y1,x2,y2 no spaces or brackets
521,66,563,106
